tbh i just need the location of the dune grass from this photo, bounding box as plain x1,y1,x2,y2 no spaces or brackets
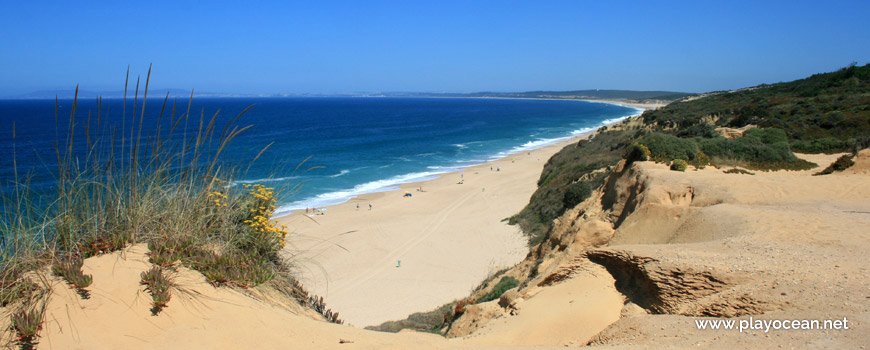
0,66,306,344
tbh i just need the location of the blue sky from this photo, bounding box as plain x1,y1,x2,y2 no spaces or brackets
1,0,868,96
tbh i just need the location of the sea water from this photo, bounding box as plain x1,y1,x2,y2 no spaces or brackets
0,97,639,214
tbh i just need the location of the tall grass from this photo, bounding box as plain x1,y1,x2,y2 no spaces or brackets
0,66,300,341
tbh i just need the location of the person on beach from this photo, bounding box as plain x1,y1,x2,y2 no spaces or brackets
356,203,359,210
369,203,372,210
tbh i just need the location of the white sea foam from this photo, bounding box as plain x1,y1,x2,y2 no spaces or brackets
233,176,300,185
276,171,443,215
328,169,351,178
276,109,645,216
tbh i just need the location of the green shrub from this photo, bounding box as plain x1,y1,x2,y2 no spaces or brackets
699,137,798,163
676,123,717,138
234,184,289,260
638,133,698,162
743,127,789,144
512,128,640,248
476,276,519,303
693,151,711,169
624,142,651,162
814,154,855,175
742,160,818,171
562,181,592,209
723,168,755,175
365,301,455,333
790,137,855,154
670,159,688,171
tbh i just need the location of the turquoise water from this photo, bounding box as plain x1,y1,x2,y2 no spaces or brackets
0,97,639,214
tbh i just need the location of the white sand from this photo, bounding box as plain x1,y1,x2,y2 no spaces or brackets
278,137,579,327
276,100,653,327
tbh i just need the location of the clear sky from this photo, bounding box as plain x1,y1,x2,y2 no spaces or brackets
1,0,869,96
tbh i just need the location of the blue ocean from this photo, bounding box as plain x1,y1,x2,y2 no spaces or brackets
0,97,638,215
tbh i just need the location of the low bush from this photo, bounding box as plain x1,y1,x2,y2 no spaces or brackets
676,123,717,138
623,142,651,162
723,168,755,175
476,276,519,303
814,154,855,175
562,181,592,209
693,151,711,169
637,132,698,162
743,127,789,144
699,137,798,163
234,184,289,260
790,137,855,154
741,159,818,171
670,159,688,171
365,301,454,333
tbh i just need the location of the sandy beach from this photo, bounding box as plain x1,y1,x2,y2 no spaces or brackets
276,102,652,327
277,137,575,326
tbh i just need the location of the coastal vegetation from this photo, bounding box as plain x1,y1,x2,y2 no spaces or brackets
0,68,340,346
643,63,870,153
510,64,870,247
669,159,688,172
51,256,93,298
475,276,519,303
356,64,870,337
140,266,173,315
814,154,856,175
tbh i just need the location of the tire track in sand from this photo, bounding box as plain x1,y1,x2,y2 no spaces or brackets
329,190,479,297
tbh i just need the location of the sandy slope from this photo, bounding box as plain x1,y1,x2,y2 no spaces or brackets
277,136,579,327
2,244,573,349
16,149,864,349
444,150,870,348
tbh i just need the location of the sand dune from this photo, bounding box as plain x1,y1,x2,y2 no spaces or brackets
8,111,864,349
277,135,589,327
445,150,870,348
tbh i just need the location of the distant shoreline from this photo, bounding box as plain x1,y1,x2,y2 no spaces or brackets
272,98,651,215
275,113,637,325
276,101,645,217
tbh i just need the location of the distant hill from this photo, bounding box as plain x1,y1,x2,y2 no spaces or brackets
512,63,870,245
6,88,695,102
643,63,870,152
